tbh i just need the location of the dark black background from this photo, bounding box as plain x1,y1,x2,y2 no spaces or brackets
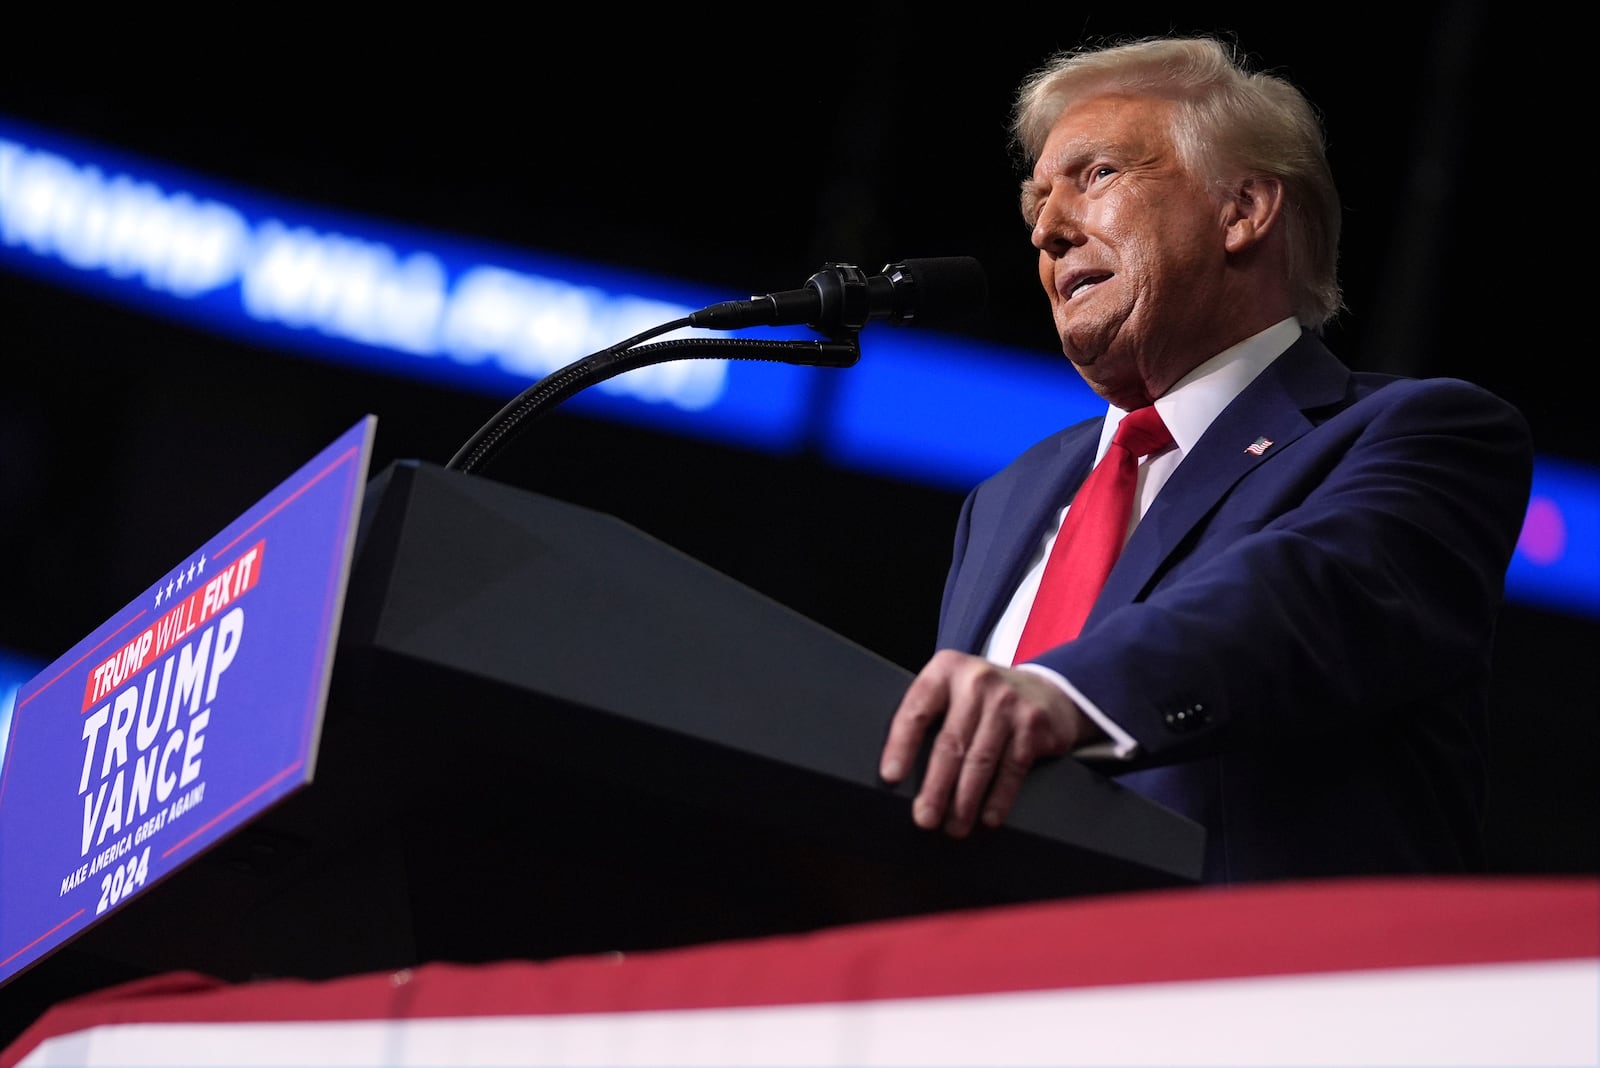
11,4,1565,663
0,0,1592,1018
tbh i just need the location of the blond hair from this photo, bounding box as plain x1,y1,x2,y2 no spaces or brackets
1012,36,1344,328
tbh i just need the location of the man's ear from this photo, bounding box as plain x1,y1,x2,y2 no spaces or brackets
1222,176,1284,253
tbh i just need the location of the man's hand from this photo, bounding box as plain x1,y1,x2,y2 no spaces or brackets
878,649,1099,837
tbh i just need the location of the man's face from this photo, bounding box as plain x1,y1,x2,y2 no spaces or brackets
1024,93,1233,408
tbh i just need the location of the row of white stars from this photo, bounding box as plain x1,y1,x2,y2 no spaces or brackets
153,555,209,607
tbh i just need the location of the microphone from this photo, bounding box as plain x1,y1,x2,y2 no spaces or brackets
449,257,985,474
687,257,987,333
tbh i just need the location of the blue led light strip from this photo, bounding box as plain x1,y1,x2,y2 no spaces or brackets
2,115,1594,620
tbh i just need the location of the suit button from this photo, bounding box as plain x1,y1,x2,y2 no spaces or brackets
1163,702,1210,732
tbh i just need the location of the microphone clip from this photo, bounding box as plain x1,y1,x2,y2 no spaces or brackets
806,262,873,336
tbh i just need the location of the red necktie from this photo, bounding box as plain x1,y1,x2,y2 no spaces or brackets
1013,405,1173,663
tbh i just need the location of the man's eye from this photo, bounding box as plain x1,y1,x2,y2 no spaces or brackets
1089,165,1116,183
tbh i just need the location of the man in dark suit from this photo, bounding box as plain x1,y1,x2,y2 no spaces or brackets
877,36,1533,883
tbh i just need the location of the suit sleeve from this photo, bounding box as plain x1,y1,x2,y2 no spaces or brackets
1032,377,1534,765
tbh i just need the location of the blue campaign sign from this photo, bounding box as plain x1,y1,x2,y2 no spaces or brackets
0,417,376,988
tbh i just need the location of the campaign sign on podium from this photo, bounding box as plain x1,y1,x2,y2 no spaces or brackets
0,417,376,989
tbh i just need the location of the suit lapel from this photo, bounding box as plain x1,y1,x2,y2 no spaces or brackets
944,422,1099,652
1088,333,1352,623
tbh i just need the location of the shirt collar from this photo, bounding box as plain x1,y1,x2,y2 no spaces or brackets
1099,318,1301,458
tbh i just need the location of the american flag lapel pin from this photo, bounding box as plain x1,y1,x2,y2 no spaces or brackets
1245,436,1273,456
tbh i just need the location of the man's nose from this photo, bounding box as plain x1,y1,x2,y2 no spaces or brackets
1031,189,1084,254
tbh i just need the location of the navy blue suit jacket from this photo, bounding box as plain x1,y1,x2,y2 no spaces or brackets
936,331,1533,883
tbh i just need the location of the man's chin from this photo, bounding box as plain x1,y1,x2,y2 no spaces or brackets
1058,317,1113,362
1058,335,1101,369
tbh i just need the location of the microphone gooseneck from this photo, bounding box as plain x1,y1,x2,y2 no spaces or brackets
446,256,988,477
687,257,988,333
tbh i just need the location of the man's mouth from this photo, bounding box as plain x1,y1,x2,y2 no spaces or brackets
1064,273,1112,301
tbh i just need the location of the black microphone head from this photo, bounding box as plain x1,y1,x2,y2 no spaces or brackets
881,256,988,326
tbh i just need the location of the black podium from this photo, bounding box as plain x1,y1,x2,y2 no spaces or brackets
9,460,1202,1021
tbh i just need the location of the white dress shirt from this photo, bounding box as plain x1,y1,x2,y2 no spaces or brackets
980,318,1301,758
